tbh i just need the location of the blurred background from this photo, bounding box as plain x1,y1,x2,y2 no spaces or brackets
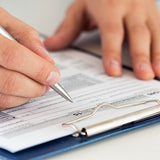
0,0,160,37
0,0,73,36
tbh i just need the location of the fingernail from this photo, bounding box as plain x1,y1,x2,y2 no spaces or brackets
109,60,121,69
43,86,50,95
46,70,60,85
137,62,152,72
105,59,122,76
110,60,120,68
136,62,155,80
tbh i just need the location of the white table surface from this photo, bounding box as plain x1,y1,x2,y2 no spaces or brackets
0,1,160,160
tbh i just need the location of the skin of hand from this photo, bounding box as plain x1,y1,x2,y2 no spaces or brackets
44,0,160,81
0,8,60,110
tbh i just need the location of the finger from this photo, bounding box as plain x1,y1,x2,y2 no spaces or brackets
125,14,154,80
0,66,49,98
0,7,54,63
44,1,84,50
0,94,30,110
99,16,124,77
0,35,60,86
147,12,160,78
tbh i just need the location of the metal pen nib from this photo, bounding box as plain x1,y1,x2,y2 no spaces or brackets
50,83,73,103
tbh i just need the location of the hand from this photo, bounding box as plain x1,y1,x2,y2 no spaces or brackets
0,8,60,109
44,0,160,80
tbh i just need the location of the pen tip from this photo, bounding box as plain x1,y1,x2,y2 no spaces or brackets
50,83,73,103
68,98,74,103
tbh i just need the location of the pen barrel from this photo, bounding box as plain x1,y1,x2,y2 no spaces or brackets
82,104,160,137
0,26,14,40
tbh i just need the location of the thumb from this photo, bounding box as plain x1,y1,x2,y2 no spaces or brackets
44,2,84,50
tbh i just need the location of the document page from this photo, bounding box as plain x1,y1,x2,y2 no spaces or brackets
0,48,160,153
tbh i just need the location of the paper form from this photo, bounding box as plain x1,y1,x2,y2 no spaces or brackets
0,48,160,153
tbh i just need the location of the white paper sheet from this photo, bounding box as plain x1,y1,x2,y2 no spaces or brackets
0,48,160,153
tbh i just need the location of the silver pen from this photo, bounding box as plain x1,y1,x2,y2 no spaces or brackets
0,26,73,103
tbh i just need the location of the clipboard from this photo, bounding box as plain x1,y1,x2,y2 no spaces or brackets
1,37,160,160
0,103,160,160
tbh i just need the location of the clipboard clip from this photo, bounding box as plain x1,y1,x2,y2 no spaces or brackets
62,100,160,137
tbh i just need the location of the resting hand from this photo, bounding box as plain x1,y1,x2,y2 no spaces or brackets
44,0,160,80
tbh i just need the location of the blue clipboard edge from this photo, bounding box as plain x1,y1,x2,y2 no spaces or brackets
1,36,160,160
1,113,160,160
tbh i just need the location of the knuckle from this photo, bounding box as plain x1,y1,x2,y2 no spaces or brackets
35,63,53,82
2,46,19,68
130,24,148,34
134,52,145,57
12,26,39,43
28,28,39,37
103,48,121,58
102,22,123,35
131,52,149,61
22,27,39,40
3,75,19,94
102,48,121,59
129,24,150,38
103,47,120,54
